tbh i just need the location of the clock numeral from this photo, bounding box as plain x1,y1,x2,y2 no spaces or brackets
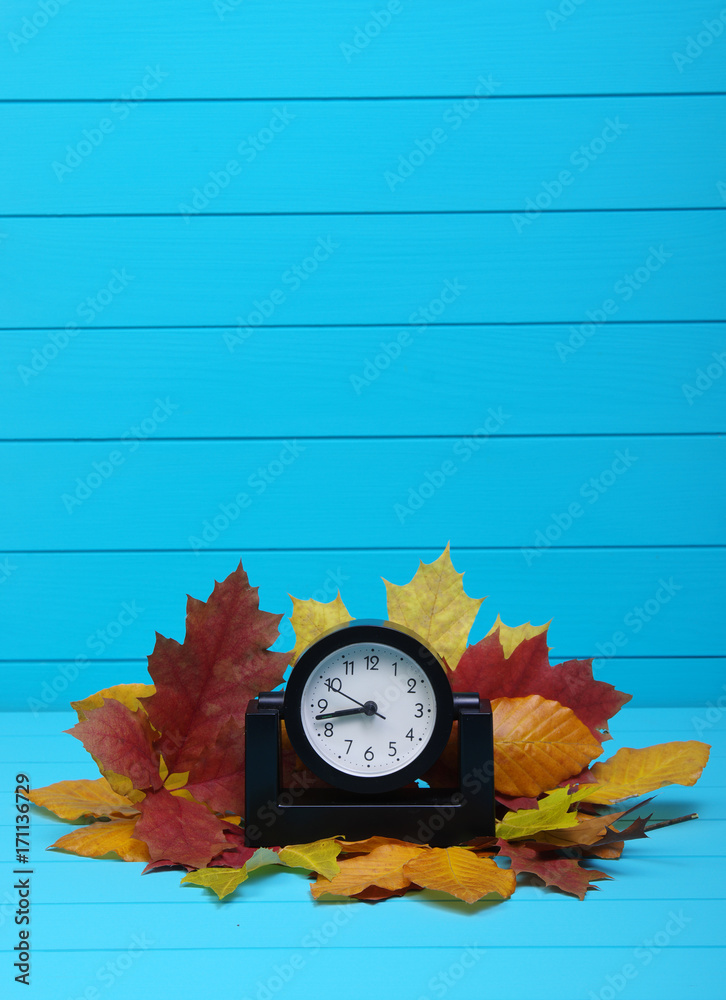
388,741,397,756
364,654,379,670
317,698,328,712
344,739,353,755
324,723,334,737
343,660,355,675
324,677,342,692
405,728,414,741
414,703,424,718
392,661,398,676
407,678,417,694
364,747,374,761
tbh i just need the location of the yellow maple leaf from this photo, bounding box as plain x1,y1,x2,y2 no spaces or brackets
278,839,341,880
536,807,632,848
583,741,711,805
495,785,597,841
311,842,427,898
486,615,551,659
181,867,247,899
403,847,516,903
26,777,139,821
50,818,150,862
289,592,353,664
492,695,603,797
383,544,484,669
71,683,155,721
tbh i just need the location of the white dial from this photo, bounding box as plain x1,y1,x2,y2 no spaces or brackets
300,642,436,777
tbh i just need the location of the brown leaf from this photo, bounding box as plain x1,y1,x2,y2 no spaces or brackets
584,742,711,804
492,696,603,797
66,698,162,793
142,563,290,814
135,788,229,869
26,777,139,821
50,818,150,863
453,627,630,739
497,839,611,900
352,884,423,902
403,847,516,903
311,843,426,898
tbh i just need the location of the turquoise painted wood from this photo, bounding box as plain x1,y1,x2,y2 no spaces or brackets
4,97,725,214
2,213,724,327
1,437,722,550
0,547,722,665
1,1,723,994
0,709,720,1000
2,326,726,437
1,0,724,98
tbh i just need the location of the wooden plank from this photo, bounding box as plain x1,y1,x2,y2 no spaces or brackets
4,326,725,438
3,97,724,214
0,549,721,667
0,436,721,551
1,0,723,98
2,213,724,328
23,947,726,1000
5,657,725,715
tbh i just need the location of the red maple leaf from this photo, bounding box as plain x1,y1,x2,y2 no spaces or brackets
453,630,630,739
135,789,230,869
497,838,611,900
66,698,162,792
142,563,290,813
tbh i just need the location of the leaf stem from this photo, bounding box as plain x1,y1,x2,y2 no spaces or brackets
644,813,698,832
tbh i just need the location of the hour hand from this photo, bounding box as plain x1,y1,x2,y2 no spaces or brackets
315,706,366,720
316,700,383,720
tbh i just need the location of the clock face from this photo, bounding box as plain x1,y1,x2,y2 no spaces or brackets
284,621,454,794
300,642,436,777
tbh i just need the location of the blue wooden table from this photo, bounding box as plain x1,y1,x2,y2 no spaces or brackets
1,1,724,995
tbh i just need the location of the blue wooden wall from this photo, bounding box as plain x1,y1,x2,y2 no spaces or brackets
1,0,725,716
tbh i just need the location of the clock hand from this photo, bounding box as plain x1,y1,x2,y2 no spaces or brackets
315,706,367,720
335,689,386,720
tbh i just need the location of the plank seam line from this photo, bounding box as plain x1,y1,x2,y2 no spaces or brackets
1,93,725,103
2,320,724,330
3,545,723,554
3,208,726,219
2,433,724,443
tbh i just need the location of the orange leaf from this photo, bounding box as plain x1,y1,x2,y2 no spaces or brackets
583,742,711,804
311,842,426,898
403,847,516,903
26,777,139,821
336,836,421,855
50,818,150,862
492,695,603,797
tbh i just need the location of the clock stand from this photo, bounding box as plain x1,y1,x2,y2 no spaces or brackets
244,690,495,848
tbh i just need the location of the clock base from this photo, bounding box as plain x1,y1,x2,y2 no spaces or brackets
244,693,495,848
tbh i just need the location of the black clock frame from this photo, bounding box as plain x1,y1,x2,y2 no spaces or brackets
283,620,455,794
244,619,496,848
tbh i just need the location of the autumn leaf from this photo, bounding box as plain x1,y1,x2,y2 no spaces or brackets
336,835,421,855
311,842,426,898
71,683,155,721
66,698,162,795
583,742,711,804
403,847,516,903
496,785,597,841
135,788,229,869
279,839,341,880
383,544,484,669
26,777,139,821
181,867,248,900
534,798,652,848
492,696,603,797
454,627,630,739
50,818,150,863
497,839,611,900
486,615,550,659
142,563,290,814
289,593,353,664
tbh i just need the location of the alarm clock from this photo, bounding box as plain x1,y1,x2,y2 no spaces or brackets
244,620,495,847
